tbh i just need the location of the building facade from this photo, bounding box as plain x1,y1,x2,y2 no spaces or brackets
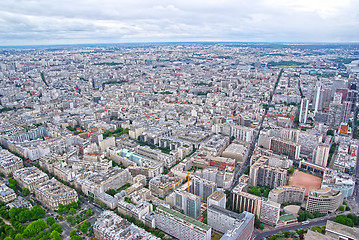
34,178,78,210
155,205,211,240
13,166,49,192
306,188,343,214
268,186,305,204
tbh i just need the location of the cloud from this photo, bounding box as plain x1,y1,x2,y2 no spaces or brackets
0,0,358,45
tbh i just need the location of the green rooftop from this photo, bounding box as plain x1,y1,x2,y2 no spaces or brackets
157,205,211,231
278,214,297,223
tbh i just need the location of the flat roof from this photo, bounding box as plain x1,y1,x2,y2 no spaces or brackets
157,205,211,231
326,220,359,239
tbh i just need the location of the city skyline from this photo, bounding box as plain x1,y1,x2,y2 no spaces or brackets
1,0,358,46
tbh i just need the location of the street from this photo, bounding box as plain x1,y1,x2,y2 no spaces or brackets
253,215,335,240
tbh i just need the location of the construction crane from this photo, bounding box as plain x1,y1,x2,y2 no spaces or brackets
170,172,193,192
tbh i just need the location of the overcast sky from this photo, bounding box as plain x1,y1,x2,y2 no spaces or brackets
1,0,358,45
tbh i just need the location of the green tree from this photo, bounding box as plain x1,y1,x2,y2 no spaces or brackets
254,215,264,230
22,188,30,196
80,221,91,234
46,216,56,226
339,205,345,211
288,167,295,174
334,215,354,227
70,230,78,237
50,230,61,240
71,236,82,240
68,208,77,215
30,205,45,220
8,178,17,190
14,234,23,240
4,237,12,240
51,223,63,233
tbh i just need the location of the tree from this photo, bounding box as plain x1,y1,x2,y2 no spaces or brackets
51,223,63,233
8,178,17,190
4,237,12,240
50,230,61,240
339,205,345,211
22,188,30,196
31,205,45,220
70,230,78,237
80,221,91,234
14,234,23,240
46,216,56,226
69,208,77,215
254,215,264,230
288,167,295,174
334,215,354,227
71,236,82,240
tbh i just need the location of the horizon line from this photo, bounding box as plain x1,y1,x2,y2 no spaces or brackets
1,40,359,49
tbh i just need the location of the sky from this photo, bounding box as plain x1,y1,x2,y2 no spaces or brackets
0,0,358,45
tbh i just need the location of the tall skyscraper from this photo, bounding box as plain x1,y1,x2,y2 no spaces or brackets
299,98,309,124
342,101,352,123
314,84,321,113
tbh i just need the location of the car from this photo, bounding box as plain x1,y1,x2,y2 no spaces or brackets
302,220,310,224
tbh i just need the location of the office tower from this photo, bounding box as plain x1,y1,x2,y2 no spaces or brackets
313,84,321,113
342,101,352,123
174,190,201,219
299,98,309,124
190,176,217,202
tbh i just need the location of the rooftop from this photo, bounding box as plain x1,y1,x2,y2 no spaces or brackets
157,205,211,231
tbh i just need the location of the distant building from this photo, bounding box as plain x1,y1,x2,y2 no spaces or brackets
299,98,309,124
79,167,132,197
306,188,343,214
155,205,211,240
221,142,249,165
